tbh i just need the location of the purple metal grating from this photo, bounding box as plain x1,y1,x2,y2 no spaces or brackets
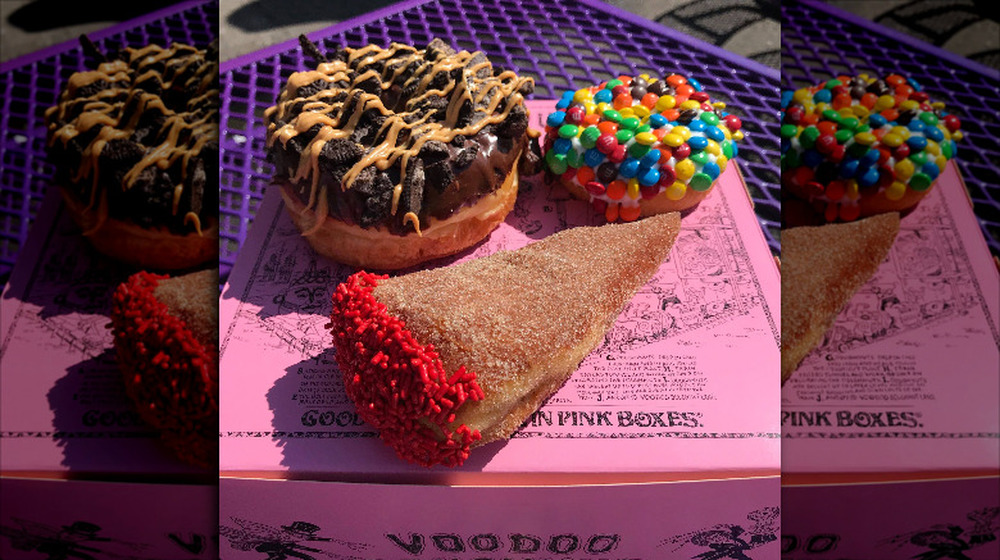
219,0,782,283
782,0,1000,257
0,0,219,283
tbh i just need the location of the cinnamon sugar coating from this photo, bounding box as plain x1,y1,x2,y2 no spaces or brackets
330,213,681,466
781,213,900,383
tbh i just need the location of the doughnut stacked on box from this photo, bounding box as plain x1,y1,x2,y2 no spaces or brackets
44,41,219,270
328,213,682,467
779,73,962,384
45,38,220,468
541,73,744,221
781,73,962,223
265,38,539,269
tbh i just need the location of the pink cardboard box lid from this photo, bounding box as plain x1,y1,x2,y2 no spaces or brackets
782,477,1000,559
0,188,206,477
219,99,780,483
1,477,217,559
781,161,1000,479
220,476,780,558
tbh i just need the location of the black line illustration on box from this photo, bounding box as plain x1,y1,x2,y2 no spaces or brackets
0,519,148,560
880,506,999,560
801,192,998,368
660,507,779,559
2,204,130,361
219,519,370,560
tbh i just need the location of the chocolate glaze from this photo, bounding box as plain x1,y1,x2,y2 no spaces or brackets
265,39,536,235
45,42,219,236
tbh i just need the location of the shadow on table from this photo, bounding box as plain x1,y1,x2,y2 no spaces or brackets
7,0,178,31
227,0,400,32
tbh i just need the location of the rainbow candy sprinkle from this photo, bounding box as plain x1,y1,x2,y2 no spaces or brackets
543,73,744,222
781,74,962,222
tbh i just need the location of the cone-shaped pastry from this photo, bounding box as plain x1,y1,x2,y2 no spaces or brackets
110,269,219,468
329,213,682,467
781,213,900,384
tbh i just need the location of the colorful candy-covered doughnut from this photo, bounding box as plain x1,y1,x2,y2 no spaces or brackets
542,74,744,221
781,74,962,223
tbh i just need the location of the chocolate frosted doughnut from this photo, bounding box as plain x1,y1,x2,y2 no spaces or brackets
265,38,540,270
45,39,219,270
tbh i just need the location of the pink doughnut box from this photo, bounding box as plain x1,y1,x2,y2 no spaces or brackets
218,99,781,558
0,188,217,559
781,162,1000,559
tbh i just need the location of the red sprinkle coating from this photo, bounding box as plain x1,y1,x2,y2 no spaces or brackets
328,271,485,467
110,271,218,468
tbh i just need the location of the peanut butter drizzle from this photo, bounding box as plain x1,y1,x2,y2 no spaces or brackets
65,60,129,95
82,188,110,235
183,211,203,235
266,42,532,232
402,211,422,236
45,43,218,234
75,126,129,210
